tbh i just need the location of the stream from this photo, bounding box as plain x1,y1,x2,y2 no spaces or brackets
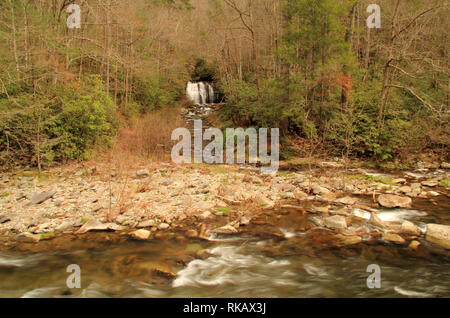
1,196,449,298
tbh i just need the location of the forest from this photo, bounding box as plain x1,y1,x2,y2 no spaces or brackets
0,0,448,170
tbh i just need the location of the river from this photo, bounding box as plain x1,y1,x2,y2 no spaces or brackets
1,194,449,298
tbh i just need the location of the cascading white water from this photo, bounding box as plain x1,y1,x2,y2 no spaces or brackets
186,81,217,105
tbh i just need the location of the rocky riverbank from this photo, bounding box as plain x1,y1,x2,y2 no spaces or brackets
0,160,449,253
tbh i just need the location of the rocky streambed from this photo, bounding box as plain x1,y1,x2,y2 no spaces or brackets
0,161,449,297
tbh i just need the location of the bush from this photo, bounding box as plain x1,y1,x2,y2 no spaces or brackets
0,75,118,168
131,77,179,112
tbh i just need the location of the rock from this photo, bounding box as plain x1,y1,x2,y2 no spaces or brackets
108,223,126,231
131,229,151,240
294,191,308,199
440,162,450,169
334,197,359,205
75,219,125,234
53,197,64,207
408,240,421,250
30,190,56,204
427,191,440,197
393,178,407,184
0,213,14,224
56,221,74,232
310,216,324,227
312,184,332,196
216,200,227,208
313,206,330,214
397,186,412,195
382,233,406,244
257,196,275,208
377,194,412,208
211,224,238,234
15,232,40,243
137,220,155,228
323,215,347,230
200,211,213,219
136,169,150,178
185,229,198,238
273,183,296,193
115,215,130,225
421,180,439,187
242,175,261,184
239,216,251,226
369,212,389,228
426,224,450,249
400,220,421,236
336,234,362,245
158,223,170,230
320,162,344,168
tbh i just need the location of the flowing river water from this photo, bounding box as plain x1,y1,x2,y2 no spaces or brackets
1,191,449,298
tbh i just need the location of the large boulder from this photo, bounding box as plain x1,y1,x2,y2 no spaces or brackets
426,224,450,249
377,194,412,208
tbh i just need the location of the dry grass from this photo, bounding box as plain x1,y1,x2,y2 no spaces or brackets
86,106,186,222
115,106,186,162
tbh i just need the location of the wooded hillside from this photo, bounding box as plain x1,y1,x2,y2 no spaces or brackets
1,0,448,169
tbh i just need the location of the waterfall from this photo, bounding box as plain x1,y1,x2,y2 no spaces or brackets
186,81,217,105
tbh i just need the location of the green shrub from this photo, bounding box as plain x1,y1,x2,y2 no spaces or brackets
0,75,118,168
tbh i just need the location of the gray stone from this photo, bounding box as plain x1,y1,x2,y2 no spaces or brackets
30,190,56,204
